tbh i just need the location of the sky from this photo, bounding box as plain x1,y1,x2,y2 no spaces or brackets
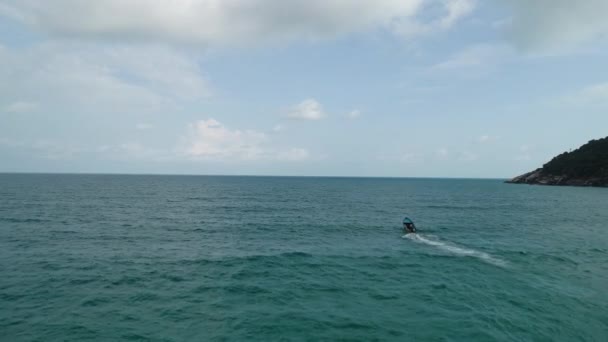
1,0,607,178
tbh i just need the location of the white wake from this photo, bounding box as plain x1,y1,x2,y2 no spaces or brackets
404,233,506,267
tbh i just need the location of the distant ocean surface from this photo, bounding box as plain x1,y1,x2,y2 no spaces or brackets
1,174,607,341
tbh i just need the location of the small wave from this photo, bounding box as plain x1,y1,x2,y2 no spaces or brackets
424,205,492,211
0,217,50,223
404,234,506,267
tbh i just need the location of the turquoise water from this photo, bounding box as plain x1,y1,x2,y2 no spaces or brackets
1,174,607,341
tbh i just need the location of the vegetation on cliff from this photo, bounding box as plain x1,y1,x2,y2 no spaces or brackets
542,137,608,179
507,137,608,187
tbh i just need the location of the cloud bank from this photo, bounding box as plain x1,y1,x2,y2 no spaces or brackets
1,0,475,45
184,119,268,160
502,0,608,51
183,119,310,161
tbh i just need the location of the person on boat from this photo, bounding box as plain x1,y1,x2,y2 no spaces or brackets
403,221,416,233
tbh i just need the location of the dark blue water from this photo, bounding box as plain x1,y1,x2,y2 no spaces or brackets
1,174,607,341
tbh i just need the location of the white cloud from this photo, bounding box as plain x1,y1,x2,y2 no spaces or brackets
3,101,37,113
287,99,325,121
182,118,309,161
346,109,361,119
501,0,608,51
184,119,267,160
392,0,475,37
439,0,476,29
476,134,499,143
1,118,311,163
1,0,475,46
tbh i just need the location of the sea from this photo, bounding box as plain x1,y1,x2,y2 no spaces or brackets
1,174,607,341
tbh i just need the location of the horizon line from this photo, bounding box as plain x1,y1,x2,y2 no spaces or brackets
0,171,509,180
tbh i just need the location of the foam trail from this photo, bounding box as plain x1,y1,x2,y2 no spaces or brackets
404,234,507,267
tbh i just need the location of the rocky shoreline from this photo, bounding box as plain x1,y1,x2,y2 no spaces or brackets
505,169,608,187
506,137,608,188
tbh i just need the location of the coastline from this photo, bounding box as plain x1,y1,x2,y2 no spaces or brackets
505,169,608,187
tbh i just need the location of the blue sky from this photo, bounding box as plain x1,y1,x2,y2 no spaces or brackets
1,0,607,177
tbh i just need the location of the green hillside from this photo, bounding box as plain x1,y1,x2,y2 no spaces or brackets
542,137,608,178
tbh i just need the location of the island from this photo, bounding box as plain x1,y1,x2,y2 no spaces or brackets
506,136,608,187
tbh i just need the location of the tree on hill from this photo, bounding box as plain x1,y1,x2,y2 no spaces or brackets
542,137,608,178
